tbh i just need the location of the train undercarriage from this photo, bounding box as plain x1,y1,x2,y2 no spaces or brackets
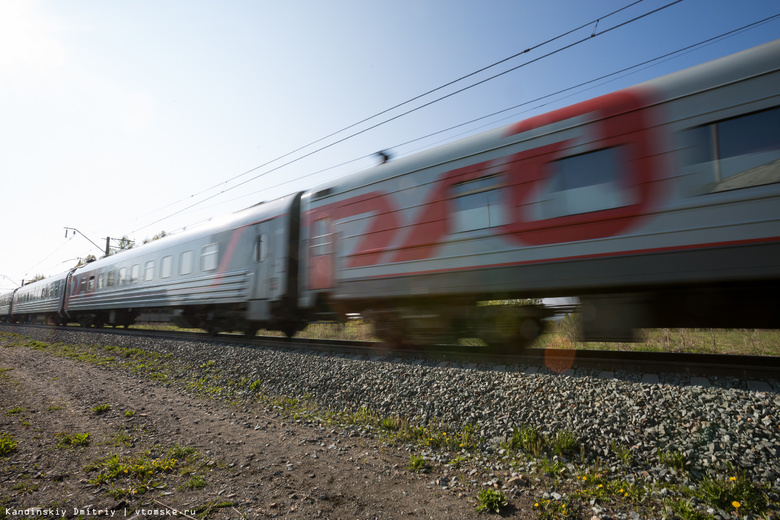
356,300,554,350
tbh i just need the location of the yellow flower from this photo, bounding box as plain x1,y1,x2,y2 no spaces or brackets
598,484,603,488
534,503,539,508
729,476,736,482
732,501,741,509
619,489,624,493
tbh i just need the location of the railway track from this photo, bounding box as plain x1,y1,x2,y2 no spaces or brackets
3,322,778,386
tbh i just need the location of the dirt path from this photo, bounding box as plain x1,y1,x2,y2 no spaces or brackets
1,343,526,518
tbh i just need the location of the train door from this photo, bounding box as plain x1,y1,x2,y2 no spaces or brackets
248,221,273,303
308,215,334,289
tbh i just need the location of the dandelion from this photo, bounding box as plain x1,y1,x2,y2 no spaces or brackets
598,484,603,488
730,476,736,482
732,501,741,509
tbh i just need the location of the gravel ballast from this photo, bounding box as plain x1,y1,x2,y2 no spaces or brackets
5,326,779,517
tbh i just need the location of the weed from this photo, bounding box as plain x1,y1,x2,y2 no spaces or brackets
124,410,135,418
184,474,206,490
664,498,710,520
475,488,508,514
696,473,768,515
657,448,688,472
380,417,401,432
504,424,539,452
168,444,198,459
191,501,234,518
0,432,18,456
12,481,38,495
406,454,427,473
5,406,23,416
552,429,578,456
249,380,262,391
449,455,467,468
610,441,633,465
533,497,575,519
56,432,91,448
539,456,566,477
91,404,111,415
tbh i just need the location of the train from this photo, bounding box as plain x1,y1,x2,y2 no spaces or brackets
2,39,780,349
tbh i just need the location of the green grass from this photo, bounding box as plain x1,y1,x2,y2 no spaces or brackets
406,454,427,473
85,444,201,498
540,315,780,356
475,488,508,514
91,404,111,415
0,432,18,456
56,432,91,448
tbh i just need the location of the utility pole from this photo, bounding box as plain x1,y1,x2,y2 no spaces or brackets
64,227,110,257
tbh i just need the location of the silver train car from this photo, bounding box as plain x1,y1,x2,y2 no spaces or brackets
2,39,779,348
1,193,303,337
299,38,780,345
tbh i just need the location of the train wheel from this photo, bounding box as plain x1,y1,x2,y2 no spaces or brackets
280,322,297,339
244,326,258,338
479,307,544,353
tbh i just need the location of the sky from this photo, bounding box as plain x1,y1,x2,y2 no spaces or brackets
1,0,778,291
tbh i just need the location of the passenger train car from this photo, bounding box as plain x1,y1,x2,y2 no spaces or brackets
2,39,779,348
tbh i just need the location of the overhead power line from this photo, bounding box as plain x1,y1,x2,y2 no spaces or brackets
146,0,647,219
156,12,780,231
127,0,684,237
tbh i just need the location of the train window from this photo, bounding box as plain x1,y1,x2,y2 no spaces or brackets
97,274,104,290
87,276,95,292
451,175,506,233
161,256,173,278
118,268,127,286
201,243,219,271
685,106,780,192
80,277,88,293
107,271,115,287
311,218,330,256
130,264,140,283
180,250,193,275
254,234,268,262
531,147,631,219
144,261,155,281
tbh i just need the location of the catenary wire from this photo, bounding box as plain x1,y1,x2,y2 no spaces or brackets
150,14,780,234
126,0,684,237
143,0,647,218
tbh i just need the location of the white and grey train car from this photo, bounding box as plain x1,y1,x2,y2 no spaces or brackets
0,271,70,324
299,39,780,346
61,192,303,335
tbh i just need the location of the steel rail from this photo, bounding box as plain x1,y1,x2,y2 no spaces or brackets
1,323,778,381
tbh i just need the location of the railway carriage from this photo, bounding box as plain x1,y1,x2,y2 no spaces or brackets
2,271,70,324
62,192,303,335
300,39,780,346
